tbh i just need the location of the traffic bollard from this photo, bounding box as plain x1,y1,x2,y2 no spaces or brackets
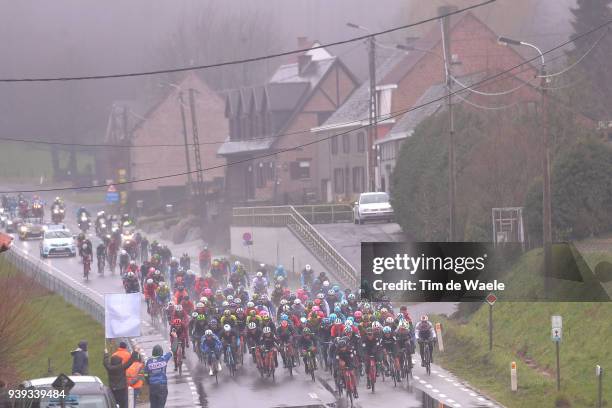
511,361,518,391
435,322,444,352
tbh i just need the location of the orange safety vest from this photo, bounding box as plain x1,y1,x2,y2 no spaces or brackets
112,348,131,364
126,361,144,389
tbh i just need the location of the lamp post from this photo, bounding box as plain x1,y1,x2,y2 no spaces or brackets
347,22,378,191
498,37,550,284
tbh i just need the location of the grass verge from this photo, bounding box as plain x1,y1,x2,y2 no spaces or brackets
436,248,611,408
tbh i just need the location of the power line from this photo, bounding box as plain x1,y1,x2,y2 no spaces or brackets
0,1,495,83
2,18,610,195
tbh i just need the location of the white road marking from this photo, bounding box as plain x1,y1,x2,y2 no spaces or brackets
478,397,486,401
308,393,318,399
419,380,426,384
470,392,477,397
439,393,447,398
438,374,446,378
461,388,470,392
432,389,439,393
413,375,420,380
425,384,433,389
446,399,455,404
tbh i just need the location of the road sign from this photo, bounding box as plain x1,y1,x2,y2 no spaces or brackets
486,293,497,306
552,315,562,342
106,191,120,203
596,365,602,377
243,232,253,245
52,373,75,394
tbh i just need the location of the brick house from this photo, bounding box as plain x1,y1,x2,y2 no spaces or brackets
128,72,227,212
312,11,541,201
218,39,359,205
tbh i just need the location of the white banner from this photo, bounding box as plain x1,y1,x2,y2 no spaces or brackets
104,293,141,338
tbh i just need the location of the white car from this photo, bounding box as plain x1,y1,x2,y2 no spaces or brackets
40,229,77,258
353,192,394,224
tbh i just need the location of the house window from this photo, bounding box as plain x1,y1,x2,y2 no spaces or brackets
265,162,275,182
357,132,365,152
342,134,351,153
377,88,393,118
352,167,365,193
290,160,311,180
331,135,338,155
333,168,344,194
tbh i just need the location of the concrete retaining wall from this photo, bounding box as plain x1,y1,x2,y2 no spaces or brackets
230,226,327,280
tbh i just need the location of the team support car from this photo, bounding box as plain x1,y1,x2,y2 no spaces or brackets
40,229,77,258
18,217,45,240
353,192,395,224
13,376,117,408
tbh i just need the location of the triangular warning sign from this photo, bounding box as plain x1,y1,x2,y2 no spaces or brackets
107,185,117,193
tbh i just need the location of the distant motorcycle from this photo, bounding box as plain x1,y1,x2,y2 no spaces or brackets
51,204,65,224
78,212,91,233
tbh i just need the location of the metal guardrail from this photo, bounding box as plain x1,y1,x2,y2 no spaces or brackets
4,249,105,324
232,206,358,288
233,204,354,225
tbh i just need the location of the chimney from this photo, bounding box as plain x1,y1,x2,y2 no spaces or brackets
298,54,312,75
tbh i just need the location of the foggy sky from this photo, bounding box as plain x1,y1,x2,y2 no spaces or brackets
0,0,577,142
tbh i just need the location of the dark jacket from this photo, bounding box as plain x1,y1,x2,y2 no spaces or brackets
103,351,137,390
71,341,89,375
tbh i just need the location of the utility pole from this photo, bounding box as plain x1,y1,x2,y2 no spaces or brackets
440,8,456,241
188,88,207,220
541,64,552,290
367,35,378,192
178,91,193,196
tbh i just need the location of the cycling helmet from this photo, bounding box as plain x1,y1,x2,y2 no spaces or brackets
300,317,307,325
196,314,206,321
383,326,392,334
205,330,213,337
120,249,127,255
223,324,231,332
316,293,325,299
327,290,335,296
129,260,136,266
227,295,234,302
146,278,153,284
256,271,263,278
348,293,356,301
334,306,341,313
280,299,288,305
236,307,244,314
385,316,394,324
305,264,311,271
154,270,161,276
191,312,198,318
293,299,301,305
380,308,388,314
329,313,337,321
262,327,271,334
372,321,382,329
234,298,242,304
303,327,312,335
280,313,289,321
209,319,218,326
247,322,257,330
222,301,229,307
167,301,174,307
344,325,353,334
187,269,195,275
336,339,347,348
354,311,363,319
204,288,213,296
421,315,429,322
334,318,342,325
223,309,231,316
196,302,204,308
246,301,255,308
234,261,241,266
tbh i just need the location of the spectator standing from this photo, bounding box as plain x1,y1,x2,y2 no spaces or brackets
126,354,145,408
113,341,131,364
103,347,138,408
71,340,89,375
144,344,173,408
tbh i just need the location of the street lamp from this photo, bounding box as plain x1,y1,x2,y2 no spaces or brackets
498,36,551,284
347,22,377,192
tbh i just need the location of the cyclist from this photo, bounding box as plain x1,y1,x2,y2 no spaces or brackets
251,272,268,296
415,315,436,367
381,326,401,380
335,338,358,399
82,243,92,279
299,327,317,370
96,242,106,274
259,326,279,368
119,249,130,276
198,246,211,274
219,324,239,367
245,322,262,362
300,264,314,288
200,330,223,376
361,328,381,390
180,253,190,271
123,272,140,294
170,319,187,371
144,279,158,313
276,320,296,368
396,320,414,375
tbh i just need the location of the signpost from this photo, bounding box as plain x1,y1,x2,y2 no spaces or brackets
243,232,254,276
105,185,119,204
552,315,562,391
52,373,75,408
486,293,497,351
510,361,518,391
596,365,603,408
435,322,444,352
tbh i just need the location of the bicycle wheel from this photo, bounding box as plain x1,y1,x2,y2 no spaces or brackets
310,354,316,382
424,343,431,375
